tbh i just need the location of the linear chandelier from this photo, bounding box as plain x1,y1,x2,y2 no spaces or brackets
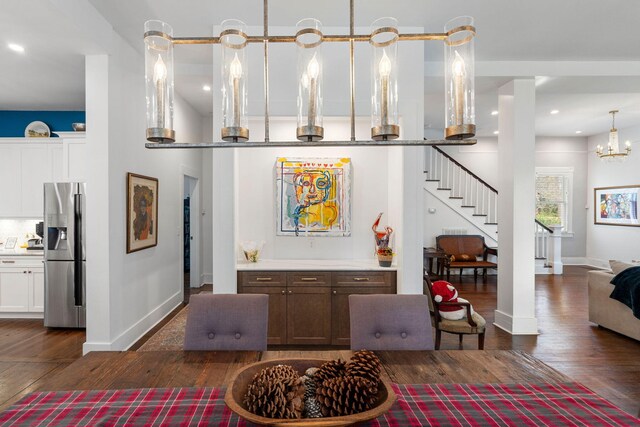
596,110,631,160
143,0,477,148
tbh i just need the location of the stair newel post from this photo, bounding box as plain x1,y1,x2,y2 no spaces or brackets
549,225,563,275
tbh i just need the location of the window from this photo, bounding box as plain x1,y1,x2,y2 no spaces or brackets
535,167,573,232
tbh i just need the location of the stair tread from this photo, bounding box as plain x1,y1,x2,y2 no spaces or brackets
472,214,487,217
485,222,498,225
461,205,475,208
425,179,440,182
449,196,464,199
437,188,452,190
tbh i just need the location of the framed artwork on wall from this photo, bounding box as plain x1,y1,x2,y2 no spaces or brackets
127,173,159,253
275,157,352,237
594,185,639,227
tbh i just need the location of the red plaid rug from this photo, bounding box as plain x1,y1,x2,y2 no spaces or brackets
0,383,638,426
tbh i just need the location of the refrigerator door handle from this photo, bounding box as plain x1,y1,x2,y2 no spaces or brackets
74,193,83,306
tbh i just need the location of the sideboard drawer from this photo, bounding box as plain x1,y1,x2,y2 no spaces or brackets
287,272,331,287
238,271,286,288
332,271,395,288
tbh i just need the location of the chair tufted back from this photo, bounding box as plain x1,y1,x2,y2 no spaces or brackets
183,294,268,351
349,294,434,350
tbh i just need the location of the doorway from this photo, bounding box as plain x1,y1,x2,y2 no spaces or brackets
182,173,200,304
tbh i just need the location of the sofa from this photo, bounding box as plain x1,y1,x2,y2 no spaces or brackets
588,269,640,342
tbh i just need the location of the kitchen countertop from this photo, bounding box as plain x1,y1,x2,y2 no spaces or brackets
0,249,44,257
237,259,396,271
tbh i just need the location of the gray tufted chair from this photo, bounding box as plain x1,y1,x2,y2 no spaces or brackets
183,294,268,351
349,294,434,350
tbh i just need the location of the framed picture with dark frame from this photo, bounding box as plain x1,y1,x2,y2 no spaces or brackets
594,185,639,227
127,173,159,253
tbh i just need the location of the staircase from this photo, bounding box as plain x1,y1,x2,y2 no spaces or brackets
424,146,557,273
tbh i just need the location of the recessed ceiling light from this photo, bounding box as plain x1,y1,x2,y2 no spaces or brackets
575,130,582,134
493,130,499,135
550,109,559,115
202,85,211,92
8,43,24,53
491,110,498,116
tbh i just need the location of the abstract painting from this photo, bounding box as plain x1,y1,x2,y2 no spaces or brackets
276,157,351,236
127,173,159,252
594,185,639,227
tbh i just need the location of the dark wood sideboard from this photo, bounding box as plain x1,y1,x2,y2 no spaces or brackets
237,270,397,346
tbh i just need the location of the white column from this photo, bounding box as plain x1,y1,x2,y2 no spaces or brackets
495,79,538,335
550,225,563,275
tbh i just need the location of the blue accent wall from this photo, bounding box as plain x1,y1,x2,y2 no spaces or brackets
0,111,86,137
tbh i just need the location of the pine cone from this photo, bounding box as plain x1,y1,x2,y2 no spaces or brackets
302,376,317,401
304,397,323,418
346,350,382,386
314,359,347,383
316,376,379,417
243,365,305,419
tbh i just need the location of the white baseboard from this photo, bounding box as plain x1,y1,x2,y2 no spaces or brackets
562,257,589,265
0,312,43,319
494,310,539,335
82,290,182,355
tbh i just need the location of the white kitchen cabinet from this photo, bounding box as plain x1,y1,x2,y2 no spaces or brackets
0,268,30,312
0,136,85,218
0,258,44,316
29,267,44,312
0,145,21,216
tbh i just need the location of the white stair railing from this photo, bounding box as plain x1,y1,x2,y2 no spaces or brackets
425,146,561,272
425,146,498,224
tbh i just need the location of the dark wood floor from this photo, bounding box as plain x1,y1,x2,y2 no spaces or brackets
0,267,638,416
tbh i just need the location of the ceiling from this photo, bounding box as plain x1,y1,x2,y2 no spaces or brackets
1,0,639,137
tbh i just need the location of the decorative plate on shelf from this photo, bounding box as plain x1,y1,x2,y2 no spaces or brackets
24,121,50,138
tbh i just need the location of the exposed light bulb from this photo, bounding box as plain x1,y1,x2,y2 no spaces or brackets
491,110,498,116
493,130,499,135
230,53,242,79
202,85,211,92
575,130,582,134
307,54,319,79
550,109,559,115
153,55,167,83
378,50,391,77
625,140,631,147
300,72,309,90
452,50,466,77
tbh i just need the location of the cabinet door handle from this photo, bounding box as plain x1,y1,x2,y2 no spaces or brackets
281,290,286,294
300,277,318,281
23,271,27,274
256,277,273,281
333,290,337,295
288,290,293,294
1,260,15,264
353,277,370,281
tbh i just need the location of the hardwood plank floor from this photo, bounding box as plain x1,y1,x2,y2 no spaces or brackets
0,268,638,416
0,319,84,411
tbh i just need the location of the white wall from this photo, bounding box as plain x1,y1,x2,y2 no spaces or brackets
84,18,204,352
237,117,388,261
586,125,640,265
427,136,588,257
201,114,214,285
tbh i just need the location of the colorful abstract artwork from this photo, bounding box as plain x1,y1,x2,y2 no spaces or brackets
276,157,351,236
594,185,639,227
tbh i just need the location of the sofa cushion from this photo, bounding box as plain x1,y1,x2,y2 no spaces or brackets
450,254,477,262
609,260,640,275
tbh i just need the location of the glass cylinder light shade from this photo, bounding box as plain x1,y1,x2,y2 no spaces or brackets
370,18,399,141
221,19,249,142
296,19,324,142
444,16,476,140
144,20,175,142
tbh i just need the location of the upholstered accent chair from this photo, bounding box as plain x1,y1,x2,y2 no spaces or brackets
349,294,434,350
184,294,268,351
423,272,486,349
436,235,497,283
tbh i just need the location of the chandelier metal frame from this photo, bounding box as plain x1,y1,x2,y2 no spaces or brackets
144,0,478,149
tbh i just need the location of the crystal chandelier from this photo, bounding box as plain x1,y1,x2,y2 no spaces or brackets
596,110,632,160
143,0,477,148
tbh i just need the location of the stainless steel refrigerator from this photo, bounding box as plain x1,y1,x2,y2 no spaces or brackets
44,182,86,328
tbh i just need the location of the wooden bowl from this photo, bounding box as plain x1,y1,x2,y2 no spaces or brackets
224,358,396,427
